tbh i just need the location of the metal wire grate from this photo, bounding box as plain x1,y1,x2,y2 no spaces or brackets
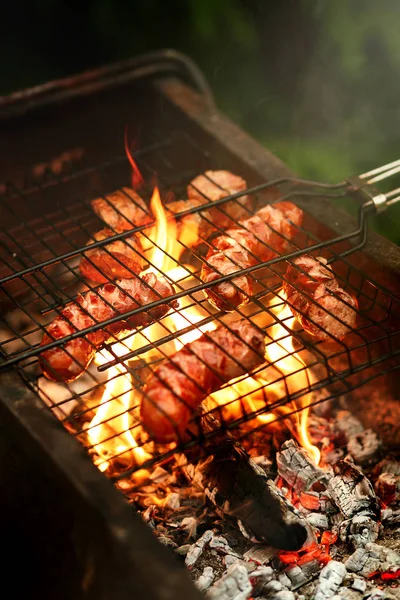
0,129,399,488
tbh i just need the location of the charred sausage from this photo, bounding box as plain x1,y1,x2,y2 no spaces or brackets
39,272,177,382
282,255,358,340
140,319,265,443
201,202,303,312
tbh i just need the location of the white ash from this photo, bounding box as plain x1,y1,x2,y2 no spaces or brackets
180,516,198,540
347,430,381,466
306,512,330,530
278,572,292,590
261,579,285,596
328,465,378,519
314,560,347,599
381,507,400,525
338,514,380,548
334,411,364,441
345,542,400,578
209,534,242,559
206,563,252,600
250,566,275,595
277,440,331,493
185,530,214,568
349,575,367,593
324,448,345,465
266,592,297,600
224,555,242,569
195,566,215,592
363,590,398,600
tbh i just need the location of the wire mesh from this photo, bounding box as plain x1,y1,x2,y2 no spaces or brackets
0,128,399,490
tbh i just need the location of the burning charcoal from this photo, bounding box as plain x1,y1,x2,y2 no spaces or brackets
327,460,380,522
284,566,308,589
373,457,400,477
195,566,215,592
314,560,347,600
277,440,331,494
206,562,252,600
347,429,381,466
209,534,242,560
334,410,364,442
186,427,308,551
345,542,400,578
185,529,214,568
306,513,330,530
267,592,297,600
375,472,399,506
244,545,276,565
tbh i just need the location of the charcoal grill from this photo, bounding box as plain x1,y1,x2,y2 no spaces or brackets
0,50,399,599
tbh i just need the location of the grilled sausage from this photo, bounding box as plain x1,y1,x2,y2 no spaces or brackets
140,319,265,443
201,202,303,312
91,187,150,231
188,170,253,230
80,228,145,283
282,255,358,340
39,272,177,382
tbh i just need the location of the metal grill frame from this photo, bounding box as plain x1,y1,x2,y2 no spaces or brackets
1,126,399,478
0,51,400,599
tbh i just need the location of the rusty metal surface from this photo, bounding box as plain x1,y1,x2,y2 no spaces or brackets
0,369,202,600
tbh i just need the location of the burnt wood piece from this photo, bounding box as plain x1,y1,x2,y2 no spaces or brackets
328,460,380,548
276,439,331,493
185,420,308,551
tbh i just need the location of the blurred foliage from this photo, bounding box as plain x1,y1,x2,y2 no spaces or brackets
1,0,399,243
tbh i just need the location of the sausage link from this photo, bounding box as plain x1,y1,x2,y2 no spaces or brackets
282,255,358,340
140,319,265,443
91,187,151,231
188,170,253,230
39,272,177,382
201,202,303,312
80,228,144,283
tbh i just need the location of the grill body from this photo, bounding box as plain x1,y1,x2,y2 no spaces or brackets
0,53,399,598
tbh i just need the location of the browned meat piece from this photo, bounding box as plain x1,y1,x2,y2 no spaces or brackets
140,319,265,443
201,202,304,312
39,273,177,382
79,228,144,283
91,187,150,231
282,255,358,341
188,170,253,230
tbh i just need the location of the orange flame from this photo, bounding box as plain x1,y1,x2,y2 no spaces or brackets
124,127,144,189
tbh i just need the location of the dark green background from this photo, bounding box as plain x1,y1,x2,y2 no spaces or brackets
2,0,399,242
